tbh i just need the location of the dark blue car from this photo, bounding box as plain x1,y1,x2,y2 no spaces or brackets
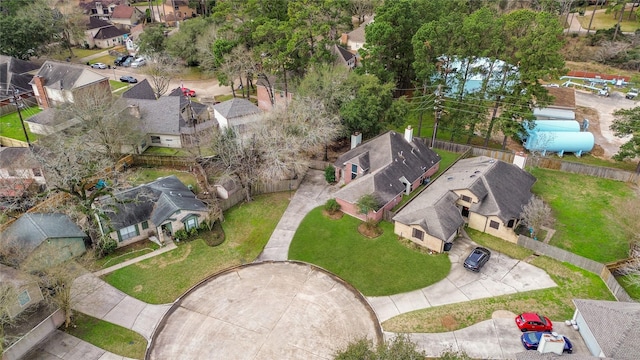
521,332,573,353
463,247,491,272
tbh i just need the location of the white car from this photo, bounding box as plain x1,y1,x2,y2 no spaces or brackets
130,58,146,68
90,62,107,69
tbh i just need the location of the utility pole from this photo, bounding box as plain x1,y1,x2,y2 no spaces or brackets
431,84,443,149
12,87,31,147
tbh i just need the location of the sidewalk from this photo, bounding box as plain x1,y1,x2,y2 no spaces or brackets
27,330,137,360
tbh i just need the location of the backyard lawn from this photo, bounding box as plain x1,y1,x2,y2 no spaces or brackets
65,313,147,359
577,9,640,33
102,192,290,304
127,167,199,192
0,107,41,141
529,167,634,263
383,230,615,333
288,207,451,296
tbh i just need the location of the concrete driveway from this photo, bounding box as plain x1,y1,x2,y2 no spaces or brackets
367,237,557,322
26,331,136,360
148,262,381,360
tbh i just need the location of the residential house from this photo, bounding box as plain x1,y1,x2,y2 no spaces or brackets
570,299,640,360
0,56,39,116
80,0,121,20
80,17,128,49
123,82,214,151
23,106,81,135
110,4,143,29
0,147,46,205
340,16,373,52
125,23,144,52
0,264,44,319
95,175,210,247
393,156,536,253
0,213,87,271
213,98,262,133
331,44,357,70
29,61,109,110
333,127,441,222
161,0,197,26
256,75,293,111
533,86,577,120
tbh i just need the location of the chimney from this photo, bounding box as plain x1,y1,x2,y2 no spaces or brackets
128,104,141,119
32,75,50,109
340,33,348,46
404,125,413,143
350,132,362,149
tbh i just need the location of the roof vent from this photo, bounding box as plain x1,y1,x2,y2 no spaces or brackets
169,191,174,196
470,175,476,178
447,177,453,180
474,170,480,174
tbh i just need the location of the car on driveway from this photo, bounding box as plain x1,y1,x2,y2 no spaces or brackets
120,75,138,83
181,87,196,97
91,62,107,69
115,55,133,66
130,58,146,68
626,88,638,100
463,247,490,272
521,331,573,353
515,313,553,332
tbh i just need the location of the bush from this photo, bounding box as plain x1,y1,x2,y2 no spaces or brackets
96,236,118,258
203,221,225,247
324,198,341,213
174,229,188,241
324,165,336,183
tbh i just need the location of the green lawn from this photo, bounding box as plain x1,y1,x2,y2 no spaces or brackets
110,80,130,91
103,192,290,304
0,107,41,141
577,9,640,32
142,146,192,156
65,313,147,359
617,274,640,301
127,167,199,191
530,167,634,263
93,240,160,270
383,232,615,333
288,207,451,296
560,154,638,172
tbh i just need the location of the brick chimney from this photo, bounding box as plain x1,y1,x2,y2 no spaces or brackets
32,75,50,109
340,33,348,46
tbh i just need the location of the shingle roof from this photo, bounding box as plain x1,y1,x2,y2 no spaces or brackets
213,98,261,120
573,299,640,359
24,108,56,125
0,147,39,169
122,79,156,100
31,61,107,91
0,56,39,98
394,156,535,241
94,26,128,40
332,44,356,66
0,55,40,75
97,175,208,230
111,4,135,19
86,17,112,30
347,16,374,44
1,213,86,253
333,131,441,207
126,96,182,134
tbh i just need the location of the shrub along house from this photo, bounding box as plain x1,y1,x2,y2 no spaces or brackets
95,175,210,247
393,156,536,253
332,127,441,222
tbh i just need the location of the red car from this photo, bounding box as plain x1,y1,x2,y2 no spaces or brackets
181,87,196,97
515,313,553,332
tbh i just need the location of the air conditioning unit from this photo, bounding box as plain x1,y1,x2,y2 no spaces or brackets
538,333,565,355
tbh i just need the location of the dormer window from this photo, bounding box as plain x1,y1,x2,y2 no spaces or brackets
461,195,472,203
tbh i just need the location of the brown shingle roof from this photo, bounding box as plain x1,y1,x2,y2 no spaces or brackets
111,4,134,19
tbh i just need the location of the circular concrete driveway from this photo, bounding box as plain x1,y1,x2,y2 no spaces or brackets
148,261,381,360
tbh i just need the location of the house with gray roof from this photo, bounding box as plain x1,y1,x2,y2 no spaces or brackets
570,299,640,360
0,56,39,116
333,127,441,222
0,213,87,271
29,61,109,109
393,156,536,252
95,175,210,247
213,98,262,132
340,16,373,53
122,79,156,100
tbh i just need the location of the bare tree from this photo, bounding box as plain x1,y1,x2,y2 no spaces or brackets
141,53,181,98
0,283,18,353
349,0,379,24
36,261,85,329
520,196,554,238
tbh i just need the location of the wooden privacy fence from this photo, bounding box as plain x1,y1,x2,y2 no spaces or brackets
518,235,633,302
218,176,304,211
130,154,195,168
0,136,29,147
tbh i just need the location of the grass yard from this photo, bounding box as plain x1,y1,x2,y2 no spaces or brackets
142,146,192,156
529,167,634,263
617,274,640,301
103,192,290,303
65,312,147,359
577,9,640,33
127,167,199,191
383,232,615,333
0,107,40,141
561,154,638,172
90,55,117,67
288,207,451,296
110,80,130,91
92,240,160,270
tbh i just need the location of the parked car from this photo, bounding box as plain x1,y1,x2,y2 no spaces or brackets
463,247,491,272
130,58,146,68
115,55,133,66
515,313,553,332
120,75,138,83
521,332,573,353
181,87,196,97
626,88,638,100
90,62,107,69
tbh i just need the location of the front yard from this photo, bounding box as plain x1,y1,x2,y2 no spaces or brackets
102,192,290,304
288,208,451,296
65,313,147,359
0,106,41,141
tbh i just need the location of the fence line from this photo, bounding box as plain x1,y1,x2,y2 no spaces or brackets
218,176,304,211
518,236,633,302
0,136,29,147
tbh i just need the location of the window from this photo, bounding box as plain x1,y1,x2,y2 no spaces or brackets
184,217,198,231
33,168,42,176
118,224,139,241
412,228,424,241
18,290,31,307
489,220,500,230
351,164,357,180
461,195,472,203
141,221,149,230
151,136,161,144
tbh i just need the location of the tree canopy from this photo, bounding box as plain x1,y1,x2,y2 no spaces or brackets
611,106,640,173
